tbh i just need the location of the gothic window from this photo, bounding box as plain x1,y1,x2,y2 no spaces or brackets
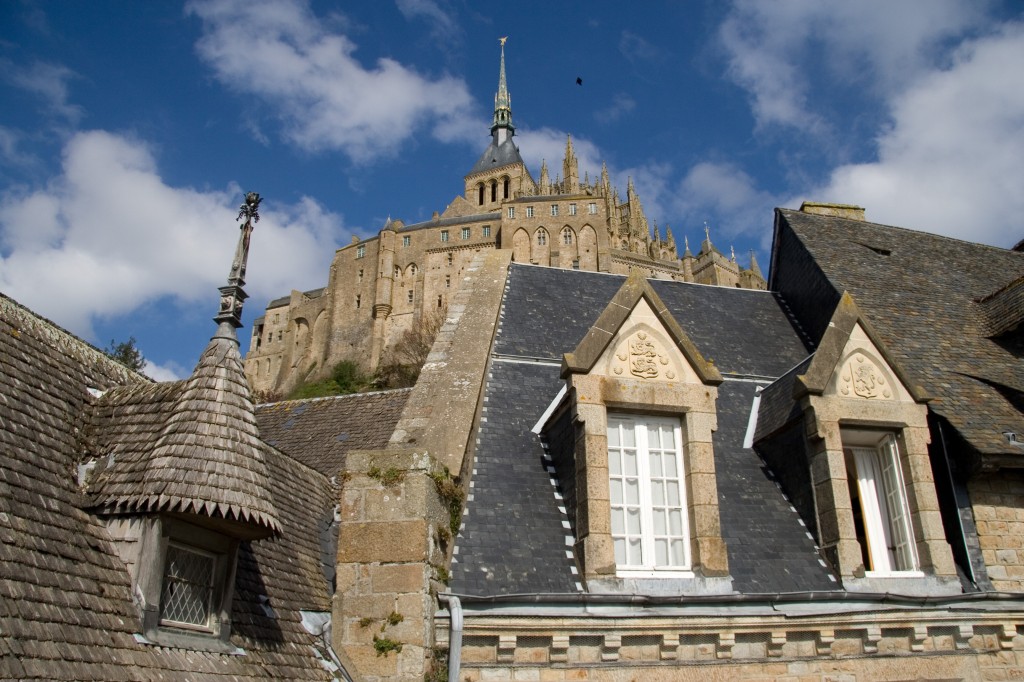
503,177,510,199
843,431,918,575
508,207,515,219
461,227,470,240
569,203,577,216
491,181,497,202
403,235,411,247
356,245,365,259
526,206,534,218
483,225,491,237
588,202,598,215
607,414,689,572
394,266,401,278
562,228,573,245
550,204,559,217
441,230,449,242
408,264,417,276
537,229,547,246
478,184,484,205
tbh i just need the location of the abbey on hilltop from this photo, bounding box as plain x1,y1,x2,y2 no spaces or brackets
243,41,764,396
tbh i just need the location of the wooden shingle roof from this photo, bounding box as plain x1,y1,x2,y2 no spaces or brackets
88,323,280,534
0,293,338,679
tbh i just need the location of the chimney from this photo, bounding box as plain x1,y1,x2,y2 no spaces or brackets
799,202,866,221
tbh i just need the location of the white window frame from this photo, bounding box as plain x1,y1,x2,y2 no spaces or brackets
526,206,534,218
355,244,365,259
550,204,559,217
461,227,470,240
159,542,218,631
508,207,515,219
483,225,491,237
569,203,577,216
844,432,920,577
402,235,411,247
588,202,598,215
607,414,692,577
440,230,449,242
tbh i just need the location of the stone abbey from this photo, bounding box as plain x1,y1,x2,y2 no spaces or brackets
243,43,765,395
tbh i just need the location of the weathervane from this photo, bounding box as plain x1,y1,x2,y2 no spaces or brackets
216,191,262,328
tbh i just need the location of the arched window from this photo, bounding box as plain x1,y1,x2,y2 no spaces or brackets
408,263,417,276
478,184,485,205
563,228,573,245
537,229,548,246
503,177,510,199
490,180,497,202
394,266,401,278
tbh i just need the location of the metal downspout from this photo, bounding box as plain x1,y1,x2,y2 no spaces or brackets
445,595,463,682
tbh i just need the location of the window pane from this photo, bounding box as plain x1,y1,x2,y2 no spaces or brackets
608,450,621,475
655,539,668,566
624,450,637,476
161,545,214,627
662,425,675,450
652,509,667,535
611,509,624,535
608,424,620,448
669,509,683,536
626,507,641,534
664,451,678,478
628,538,642,565
670,539,686,566
650,452,663,477
614,538,626,565
610,479,623,503
651,480,665,506
667,481,680,506
622,425,635,449
625,479,640,504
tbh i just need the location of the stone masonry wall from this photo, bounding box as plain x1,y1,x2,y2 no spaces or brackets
971,471,1024,591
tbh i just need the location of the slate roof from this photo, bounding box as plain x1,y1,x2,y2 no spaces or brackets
775,208,1024,463
467,137,525,177
256,388,412,480
451,264,835,596
0,293,338,680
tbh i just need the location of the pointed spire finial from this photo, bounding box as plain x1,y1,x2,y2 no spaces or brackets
492,36,514,139
731,245,736,262
704,221,710,242
217,192,262,328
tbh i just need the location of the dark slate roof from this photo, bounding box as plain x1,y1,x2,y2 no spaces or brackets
451,360,580,596
88,323,280,533
453,264,835,596
398,212,502,234
713,380,836,593
753,355,813,442
494,264,811,376
256,388,413,479
0,293,337,680
468,137,525,177
776,208,1024,460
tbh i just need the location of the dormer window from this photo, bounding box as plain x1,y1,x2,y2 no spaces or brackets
608,414,690,574
843,430,918,575
161,544,217,630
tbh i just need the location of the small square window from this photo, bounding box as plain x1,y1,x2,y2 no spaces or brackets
569,203,577,216
588,202,598,215
550,204,559,217
447,253,453,266
526,206,534,218
445,275,451,288
356,244,365,259
508,207,515,219
461,227,470,240
483,225,491,237
403,235,411,247
407,289,414,303
441,230,449,242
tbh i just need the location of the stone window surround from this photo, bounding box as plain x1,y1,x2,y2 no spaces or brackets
134,515,240,653
557,273,732,595
791,293,959,595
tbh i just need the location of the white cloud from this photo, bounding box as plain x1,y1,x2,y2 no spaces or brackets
675,161,779,250
594,93,636,124
395,0,457,39
1,60,83,125
186,0,477,162
0,130,346,339
719,0,987,135
804,22,1024,247
143,359,187,382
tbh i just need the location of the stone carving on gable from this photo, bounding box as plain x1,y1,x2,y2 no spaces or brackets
839,353,892,399
612,332,675,380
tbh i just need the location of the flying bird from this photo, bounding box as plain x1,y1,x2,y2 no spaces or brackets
576,77,583,86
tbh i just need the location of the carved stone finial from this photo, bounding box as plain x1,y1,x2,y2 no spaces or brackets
704,221,710,241
218,191,261,328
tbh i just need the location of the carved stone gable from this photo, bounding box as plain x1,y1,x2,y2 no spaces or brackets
597,299,699,383
826,323,914,403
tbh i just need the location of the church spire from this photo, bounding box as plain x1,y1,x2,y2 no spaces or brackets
492,37,514,144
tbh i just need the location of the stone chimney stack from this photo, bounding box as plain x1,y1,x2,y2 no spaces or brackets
799,202,866,221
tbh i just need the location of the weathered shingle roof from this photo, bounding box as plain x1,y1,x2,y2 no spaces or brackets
775,208,1024,463
0,293,338,680
256,388,412,479
88,323,280,534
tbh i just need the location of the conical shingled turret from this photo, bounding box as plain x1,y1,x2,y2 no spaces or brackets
86,193,279,538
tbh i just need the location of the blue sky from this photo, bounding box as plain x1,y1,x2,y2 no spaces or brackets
1,0,1022,380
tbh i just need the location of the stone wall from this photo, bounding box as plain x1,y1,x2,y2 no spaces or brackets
971,472,1024,591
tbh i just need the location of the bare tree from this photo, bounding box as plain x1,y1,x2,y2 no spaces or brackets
375,306,446,388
